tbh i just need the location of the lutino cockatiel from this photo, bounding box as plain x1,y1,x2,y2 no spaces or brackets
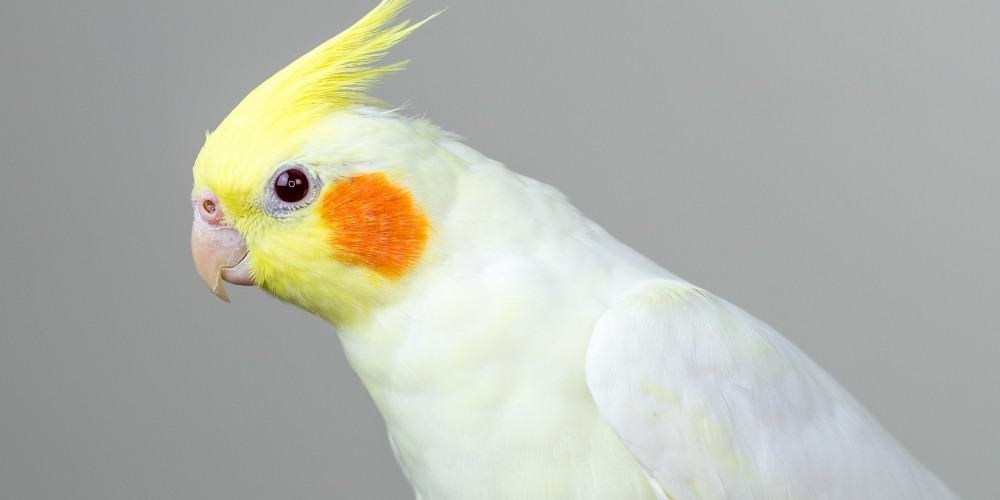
190,1,960,499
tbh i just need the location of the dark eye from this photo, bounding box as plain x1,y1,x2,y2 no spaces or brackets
274,168,309,202
263,164,321,217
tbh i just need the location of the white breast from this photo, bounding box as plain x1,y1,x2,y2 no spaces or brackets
338,159,671,499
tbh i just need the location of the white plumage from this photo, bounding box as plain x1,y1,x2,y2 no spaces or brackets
316,110,959,500
588,281,957,499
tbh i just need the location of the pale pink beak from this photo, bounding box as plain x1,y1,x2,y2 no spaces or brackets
191,191,255,302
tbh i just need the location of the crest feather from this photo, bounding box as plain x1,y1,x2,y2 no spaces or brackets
197,0,433,183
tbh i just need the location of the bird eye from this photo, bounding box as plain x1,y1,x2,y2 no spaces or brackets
263,164,322,217
274,168,310,203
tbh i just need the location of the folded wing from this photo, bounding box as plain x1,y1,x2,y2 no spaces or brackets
585,280,958,500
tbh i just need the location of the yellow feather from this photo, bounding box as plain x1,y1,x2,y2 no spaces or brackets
190,0,437,325
193,0,433,212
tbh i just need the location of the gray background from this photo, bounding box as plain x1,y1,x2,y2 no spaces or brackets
1,1,996,498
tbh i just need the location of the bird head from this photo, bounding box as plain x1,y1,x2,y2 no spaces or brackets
191,0,448,326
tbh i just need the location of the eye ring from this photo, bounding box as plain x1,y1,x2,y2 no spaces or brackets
263,164,322,217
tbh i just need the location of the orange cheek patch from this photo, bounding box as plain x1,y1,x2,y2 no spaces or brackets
319,173,429,279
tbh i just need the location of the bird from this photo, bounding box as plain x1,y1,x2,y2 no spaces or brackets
190,1,961,498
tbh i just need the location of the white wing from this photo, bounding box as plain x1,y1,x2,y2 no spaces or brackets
585,279,959,500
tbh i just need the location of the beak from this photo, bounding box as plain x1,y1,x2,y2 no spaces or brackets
191,211,255,303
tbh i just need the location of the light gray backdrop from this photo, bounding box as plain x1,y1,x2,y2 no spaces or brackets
1,1,996,499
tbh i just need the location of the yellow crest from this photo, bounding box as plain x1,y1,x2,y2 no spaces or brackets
194,0,432,197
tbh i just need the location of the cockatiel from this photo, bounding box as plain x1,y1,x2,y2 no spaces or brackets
190,1,960,499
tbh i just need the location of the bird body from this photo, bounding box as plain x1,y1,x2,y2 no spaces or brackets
190,2,961,498
331,122,670,499
314,111,956,500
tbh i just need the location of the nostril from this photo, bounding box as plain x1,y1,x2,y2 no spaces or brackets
194,192,224,225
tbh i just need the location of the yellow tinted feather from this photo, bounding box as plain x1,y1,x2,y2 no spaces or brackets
194,0,433,205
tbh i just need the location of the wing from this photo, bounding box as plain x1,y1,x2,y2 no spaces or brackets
585,279,958,500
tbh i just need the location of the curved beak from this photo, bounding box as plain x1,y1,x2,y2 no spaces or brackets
191,217,254,302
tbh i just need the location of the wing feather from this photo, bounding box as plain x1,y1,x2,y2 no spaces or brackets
585,279,958,500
